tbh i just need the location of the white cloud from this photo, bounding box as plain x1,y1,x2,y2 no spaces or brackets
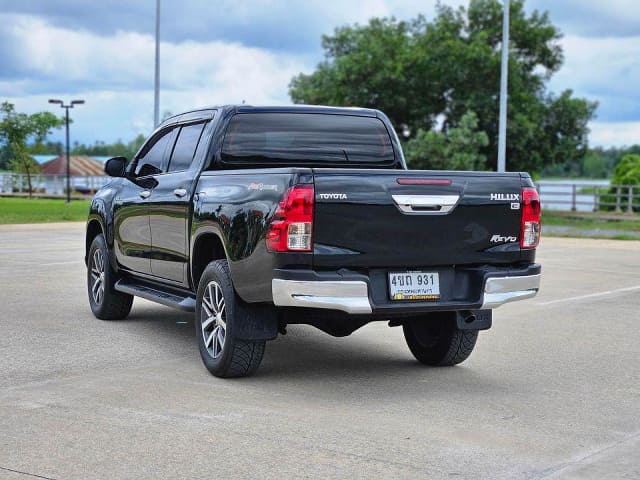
550,35,640,113
2,13,311,143
589,121,640,147
2,3,640,147
529,0,640,37
547,33,640,153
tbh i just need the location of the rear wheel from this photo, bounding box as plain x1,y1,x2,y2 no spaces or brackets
87,233,133,320
403,314,478,366
196,260,265,378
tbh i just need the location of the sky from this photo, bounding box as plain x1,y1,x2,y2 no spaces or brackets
1,0,639,148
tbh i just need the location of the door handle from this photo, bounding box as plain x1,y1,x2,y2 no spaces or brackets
173,188,187,198
139,190,151,199
392,194,459,214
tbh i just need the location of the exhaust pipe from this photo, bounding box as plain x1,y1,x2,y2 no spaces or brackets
461,310,477,324
456,310,492,330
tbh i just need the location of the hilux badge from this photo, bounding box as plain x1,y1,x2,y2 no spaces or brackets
490,193,520,201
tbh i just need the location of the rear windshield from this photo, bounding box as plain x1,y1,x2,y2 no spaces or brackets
220,112,395,166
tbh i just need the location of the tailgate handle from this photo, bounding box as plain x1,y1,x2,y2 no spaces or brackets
392,194,460,215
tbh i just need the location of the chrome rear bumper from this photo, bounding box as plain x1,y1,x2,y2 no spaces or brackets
480,274,541,309
272,273,540,314
272,279,372,314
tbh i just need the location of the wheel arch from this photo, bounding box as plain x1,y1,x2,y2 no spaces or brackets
191,231,228,290
85,217,104,265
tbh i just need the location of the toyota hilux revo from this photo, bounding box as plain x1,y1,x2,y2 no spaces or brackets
86,105,541,377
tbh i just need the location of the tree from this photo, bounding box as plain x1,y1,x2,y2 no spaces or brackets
602,154,640,212
71,133,146,159
8,142,41,196
0,102,63,196
612,154,640,186
27,140,64,156
581,151,608,178
289,0,597,174
404,111,489,170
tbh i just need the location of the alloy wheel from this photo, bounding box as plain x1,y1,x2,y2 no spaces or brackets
90,249,105,305
201,281,226,359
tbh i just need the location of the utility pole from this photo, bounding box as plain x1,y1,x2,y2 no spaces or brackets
154,0,161,127
497,0,510,173
48,99,85,203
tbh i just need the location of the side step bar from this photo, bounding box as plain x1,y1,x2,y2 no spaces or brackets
114,279,196,312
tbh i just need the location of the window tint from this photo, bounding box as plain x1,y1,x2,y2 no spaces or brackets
221,113,394,166
135,128,176,176
168,123,205,172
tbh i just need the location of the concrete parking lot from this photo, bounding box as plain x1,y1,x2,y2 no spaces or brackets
0,223,638,480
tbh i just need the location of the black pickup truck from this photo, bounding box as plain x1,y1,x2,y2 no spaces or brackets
86,105,541,377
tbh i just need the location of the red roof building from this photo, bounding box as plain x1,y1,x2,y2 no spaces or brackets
40,155,105,176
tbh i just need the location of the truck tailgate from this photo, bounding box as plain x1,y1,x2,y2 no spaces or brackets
312,169,525,269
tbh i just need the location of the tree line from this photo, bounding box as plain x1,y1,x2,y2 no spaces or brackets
2,0,638,181
290,0,599,173
25,135,146,162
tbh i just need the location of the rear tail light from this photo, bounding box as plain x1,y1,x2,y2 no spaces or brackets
521,187,541,249
266,184,314,252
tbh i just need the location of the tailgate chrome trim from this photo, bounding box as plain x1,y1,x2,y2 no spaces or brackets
481,274,541,309
392,194,460,214
272,279,372,314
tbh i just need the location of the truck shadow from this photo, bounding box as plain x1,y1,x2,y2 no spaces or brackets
121,306,508,397
255,326,508,396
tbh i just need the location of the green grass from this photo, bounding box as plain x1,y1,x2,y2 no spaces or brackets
543,231,640,241
0,197,91,224
543,210,640,231
542,210,640,240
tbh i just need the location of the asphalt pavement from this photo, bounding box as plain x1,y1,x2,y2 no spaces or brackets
0,223,639,480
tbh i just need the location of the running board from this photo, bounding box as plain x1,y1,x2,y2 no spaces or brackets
114,279,196,312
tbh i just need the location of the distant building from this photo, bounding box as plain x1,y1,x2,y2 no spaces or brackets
40,155,105,176
32,155,58,165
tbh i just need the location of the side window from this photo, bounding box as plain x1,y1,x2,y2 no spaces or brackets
134,128,176,176
167,123,205,172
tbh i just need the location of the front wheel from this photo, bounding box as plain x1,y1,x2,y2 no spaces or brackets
403,314,478,366
87,233,133,320
195,260,265,378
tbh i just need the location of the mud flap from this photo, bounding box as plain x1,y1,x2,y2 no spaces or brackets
235,302,279,340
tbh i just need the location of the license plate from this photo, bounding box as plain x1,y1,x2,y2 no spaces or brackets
389,271,440,301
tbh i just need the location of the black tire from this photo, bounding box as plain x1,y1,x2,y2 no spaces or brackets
403,314,478,366
195,259,265,378
87,233,133,320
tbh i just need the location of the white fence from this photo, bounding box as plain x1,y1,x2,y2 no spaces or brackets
1,173,638,213
0,173,109,196
535,181,639,213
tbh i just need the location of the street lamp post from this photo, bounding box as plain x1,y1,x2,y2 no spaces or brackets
154,0,161,127
497,0,510,173
48,99,85,203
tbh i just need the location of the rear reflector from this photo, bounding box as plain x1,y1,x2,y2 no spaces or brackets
396,178,452,186
521,187,541,249
266,184,314,252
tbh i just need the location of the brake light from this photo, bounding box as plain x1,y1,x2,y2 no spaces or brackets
266,184,314,252
521,187,541,249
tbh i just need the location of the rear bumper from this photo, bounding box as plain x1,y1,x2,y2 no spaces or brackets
480,274,541,309
272,265,540,315
272,279,372,314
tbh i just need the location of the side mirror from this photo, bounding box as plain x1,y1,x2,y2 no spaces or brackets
104,156,127,177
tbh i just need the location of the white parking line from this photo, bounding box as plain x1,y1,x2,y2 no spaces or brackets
1,260,80,267
538,285,640,306
40,261,81,266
